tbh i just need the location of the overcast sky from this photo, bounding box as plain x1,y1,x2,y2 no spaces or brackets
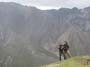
0,0,90,10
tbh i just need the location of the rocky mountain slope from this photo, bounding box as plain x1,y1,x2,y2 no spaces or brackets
0,2,90,67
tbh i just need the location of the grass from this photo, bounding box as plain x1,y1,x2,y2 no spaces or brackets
39,56,90,67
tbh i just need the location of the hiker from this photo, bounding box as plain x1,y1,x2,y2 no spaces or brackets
58,41,71,61
63,41,71,58
58,44,67,61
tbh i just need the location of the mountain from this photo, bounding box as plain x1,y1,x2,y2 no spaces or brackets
0,2,90,67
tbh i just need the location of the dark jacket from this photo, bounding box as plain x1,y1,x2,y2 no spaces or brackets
63,42,69,51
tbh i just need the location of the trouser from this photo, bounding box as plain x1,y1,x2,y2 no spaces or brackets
59,51,67,61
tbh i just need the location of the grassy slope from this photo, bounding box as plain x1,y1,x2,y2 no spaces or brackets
39,56,90,67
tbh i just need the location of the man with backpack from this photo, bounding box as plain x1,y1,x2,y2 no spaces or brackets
58,41,71,61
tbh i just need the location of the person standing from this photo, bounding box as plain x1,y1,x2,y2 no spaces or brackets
58,41,71,61
58,44,67,61
63,41,71,58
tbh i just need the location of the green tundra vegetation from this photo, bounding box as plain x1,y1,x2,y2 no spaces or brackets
39,56,90,67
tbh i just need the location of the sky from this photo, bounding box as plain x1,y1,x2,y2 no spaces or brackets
0,0,90,10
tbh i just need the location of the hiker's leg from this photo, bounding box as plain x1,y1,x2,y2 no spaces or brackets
62,52,67,60
67,50,71,57
59,52,62,61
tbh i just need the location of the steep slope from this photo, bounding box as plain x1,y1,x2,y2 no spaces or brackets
55,28,90,56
